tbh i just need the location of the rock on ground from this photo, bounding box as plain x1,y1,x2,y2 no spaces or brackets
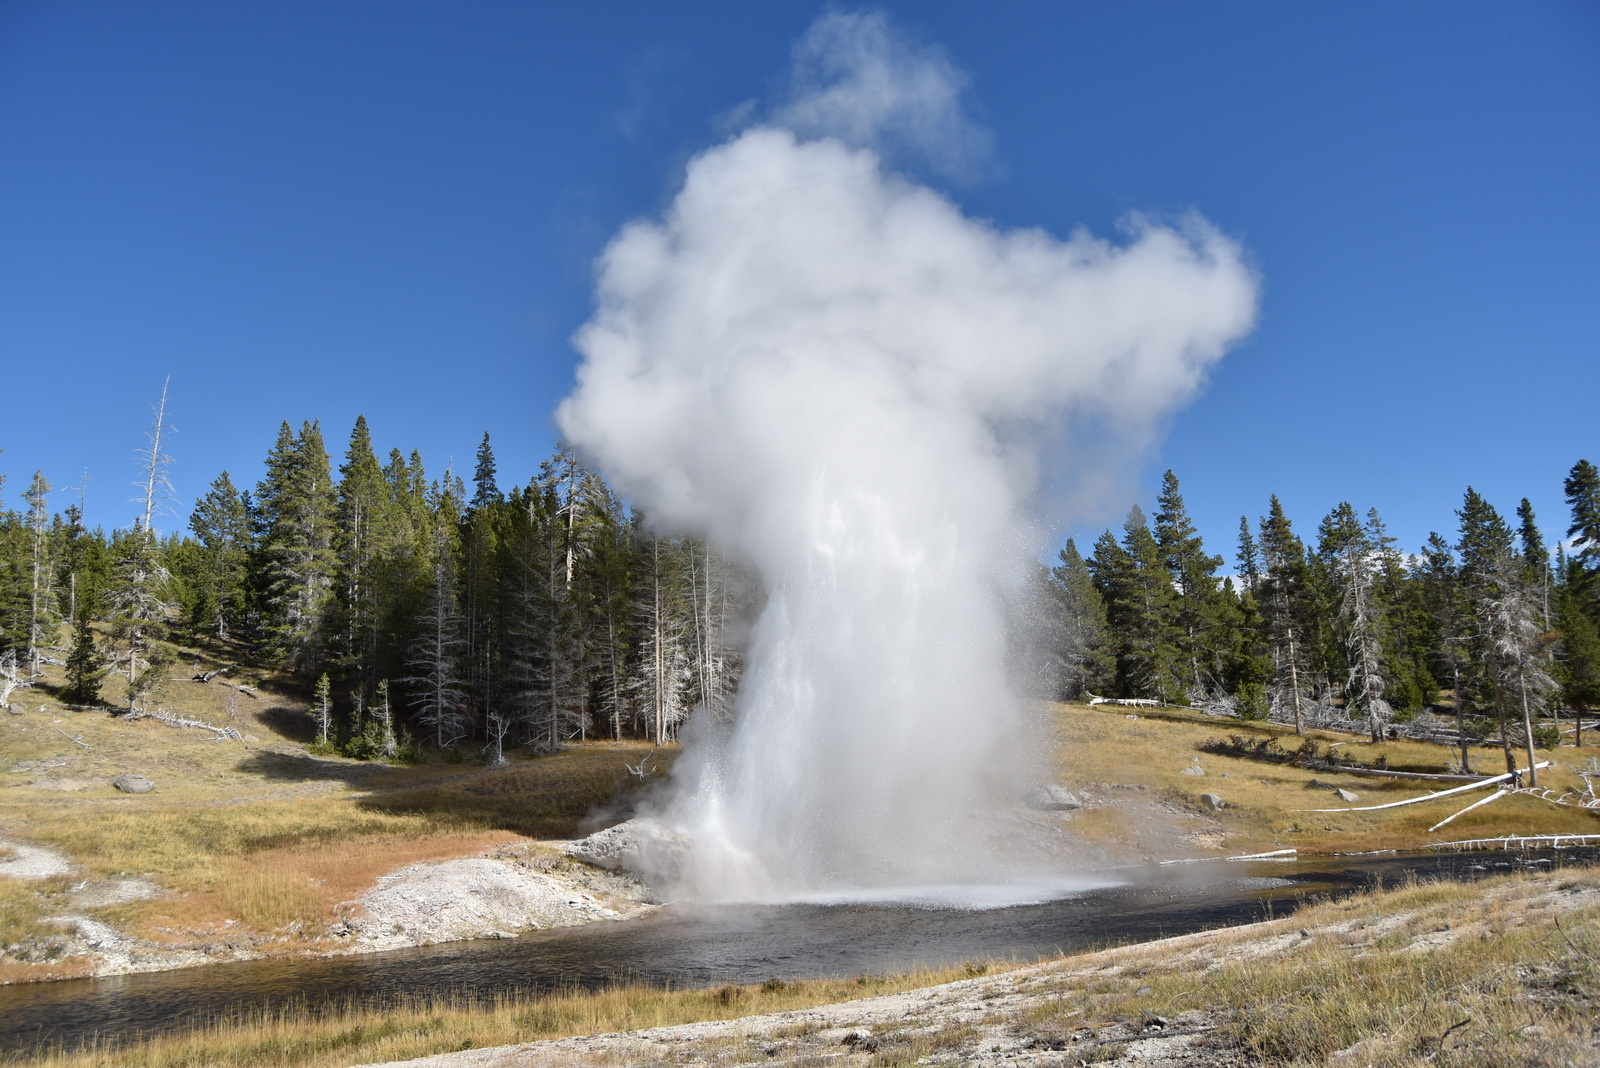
563,818,692,883
339,855,653,952
0,837,73,880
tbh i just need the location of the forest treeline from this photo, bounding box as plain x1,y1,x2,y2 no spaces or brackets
0,416,745,761
1048,466,1600,775
2,408,1599,775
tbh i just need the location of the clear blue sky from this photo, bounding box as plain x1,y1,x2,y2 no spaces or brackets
2,2,1596,561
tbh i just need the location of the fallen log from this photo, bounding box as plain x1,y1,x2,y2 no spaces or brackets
1428,787,1510,833
1297,762,1551,813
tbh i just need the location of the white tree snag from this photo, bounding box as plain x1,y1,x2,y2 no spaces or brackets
1297,761,1551,813
1427,787,1510,833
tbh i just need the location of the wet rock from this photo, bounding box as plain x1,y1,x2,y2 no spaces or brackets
346,858,621,950
112,774,153,794
1026,785,1082,811
1200,793,1227,812
564,818,691,883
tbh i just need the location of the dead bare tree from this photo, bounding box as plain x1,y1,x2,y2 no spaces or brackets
23,471,54,678
0,650,29,711
137,376,176,531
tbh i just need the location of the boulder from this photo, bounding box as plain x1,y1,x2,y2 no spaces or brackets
1335,788,1360,803
112,774,154,794
1200,793,1227,812
1025,785,1083,811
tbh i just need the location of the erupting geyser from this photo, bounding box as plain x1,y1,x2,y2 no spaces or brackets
558,13,1258,900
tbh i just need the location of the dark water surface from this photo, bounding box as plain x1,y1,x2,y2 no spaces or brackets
1,850,1588,1054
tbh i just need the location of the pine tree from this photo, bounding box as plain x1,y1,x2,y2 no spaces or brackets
1090,506,1182,703
1554,566,1600,748
470,432,502,513
1257,496,1312,733
1317,502,1391,741
1048,538,1114,698
1564,459,1600,610
188,471,250,641
334,416,391,682
1235,517,1261,595
106,523,172,715
1153,471,1229,699
407,474,467,748
460,432,504,740
255,421,338,673
312,671,332,745
1456,487,1532,777
62,594,105,706
1420,532,1473,769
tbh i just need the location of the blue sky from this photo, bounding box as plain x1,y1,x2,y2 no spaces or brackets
2,2,1597,561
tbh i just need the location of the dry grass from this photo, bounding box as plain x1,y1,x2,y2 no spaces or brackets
6,966,977,1067
1019,866,1600,1066
0,637,673,966
1052,701,1600,856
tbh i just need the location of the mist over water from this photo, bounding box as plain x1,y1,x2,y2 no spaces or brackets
558,13,1258,901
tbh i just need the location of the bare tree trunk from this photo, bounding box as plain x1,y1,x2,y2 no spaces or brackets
140,377,172,532
1287,628,1304,735
1517,672,1539,786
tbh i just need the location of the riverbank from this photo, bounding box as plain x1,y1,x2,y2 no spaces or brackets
356,865,1600,1068
9,865,1595,1067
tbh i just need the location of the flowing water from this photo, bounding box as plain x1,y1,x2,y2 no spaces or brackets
1,850,1587,1055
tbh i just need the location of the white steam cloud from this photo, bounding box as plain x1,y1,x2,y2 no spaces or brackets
558,13,1258,899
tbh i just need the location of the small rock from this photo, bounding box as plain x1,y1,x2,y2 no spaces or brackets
1335,788,1360,803
1201,793,1227,811
1181,764,1206,777
841,1030,877,1051
1026,785,1083,811
112,774,154,794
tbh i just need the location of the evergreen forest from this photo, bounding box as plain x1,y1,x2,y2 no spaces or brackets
3,409,1599,776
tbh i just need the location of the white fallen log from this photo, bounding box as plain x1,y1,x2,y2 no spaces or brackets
1428,833,1600,852
1428,787,1509,833
1297,762,1550,813
53,725,91,750
131,708,243,740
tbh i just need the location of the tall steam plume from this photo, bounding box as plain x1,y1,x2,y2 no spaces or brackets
558,13,1258,899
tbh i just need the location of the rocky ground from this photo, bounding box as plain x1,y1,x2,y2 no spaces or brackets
0,834,658,979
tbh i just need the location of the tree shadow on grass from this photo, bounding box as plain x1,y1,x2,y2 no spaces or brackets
233,748,390,789
352,748,671,838
254,704,316,742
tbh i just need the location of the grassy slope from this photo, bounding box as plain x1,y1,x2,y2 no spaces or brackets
1052,700,1599,857
0,632,669,981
